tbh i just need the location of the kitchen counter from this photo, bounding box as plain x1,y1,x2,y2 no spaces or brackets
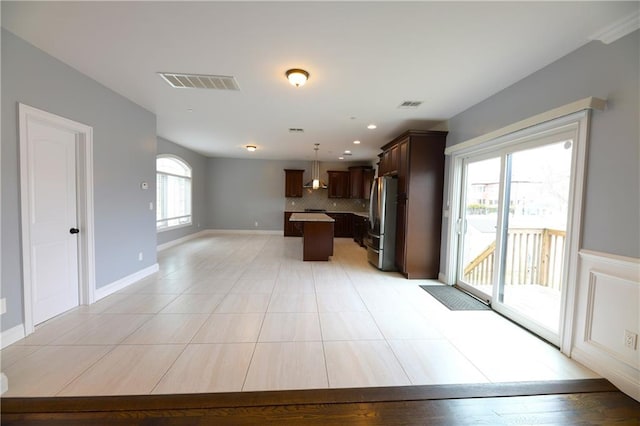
289,212,335,222
289,213,334,261
286,210,368,218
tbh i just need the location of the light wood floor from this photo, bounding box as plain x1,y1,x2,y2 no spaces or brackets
1,235,599,397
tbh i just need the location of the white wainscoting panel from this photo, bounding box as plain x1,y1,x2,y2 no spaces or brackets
572,250,640,401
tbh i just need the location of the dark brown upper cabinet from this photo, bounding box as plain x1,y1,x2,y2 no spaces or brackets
284,169,304,198
348,166,374,199
327,171,350,198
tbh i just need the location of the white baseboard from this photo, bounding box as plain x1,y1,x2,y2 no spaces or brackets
157,230,209,251
1,323,26,349
94,263,159,301
438,272,447,284
572,346,640,402
205,229,282,236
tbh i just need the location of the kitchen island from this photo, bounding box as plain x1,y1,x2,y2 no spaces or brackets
289,213,335,261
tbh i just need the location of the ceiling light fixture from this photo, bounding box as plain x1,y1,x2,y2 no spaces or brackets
367,124,377,130
338,156,344,160
353,140,361,144
312,144,320,189
246,145,257,152
286,69,309,87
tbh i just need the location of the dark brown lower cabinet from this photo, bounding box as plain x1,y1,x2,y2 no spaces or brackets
352,215,368,247
327,213,353,238
283,212,303,237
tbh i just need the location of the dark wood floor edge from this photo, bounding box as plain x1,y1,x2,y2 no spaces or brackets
0,378,617,414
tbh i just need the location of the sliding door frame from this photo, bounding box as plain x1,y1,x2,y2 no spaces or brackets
444,110,591,354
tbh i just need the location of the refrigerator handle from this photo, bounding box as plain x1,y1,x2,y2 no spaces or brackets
368,178,376,229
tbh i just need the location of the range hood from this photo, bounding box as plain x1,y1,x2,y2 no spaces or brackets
303,179,327,189
304,144,327,189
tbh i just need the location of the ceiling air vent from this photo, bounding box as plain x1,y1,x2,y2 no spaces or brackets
288,128,304,133
398,101,423,109
158,72,240,91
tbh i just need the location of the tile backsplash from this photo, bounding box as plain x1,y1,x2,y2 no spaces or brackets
285,188,369,212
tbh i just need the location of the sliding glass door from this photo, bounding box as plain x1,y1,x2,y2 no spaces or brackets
456,127,577,345
494,140,573,343
457,156,502,303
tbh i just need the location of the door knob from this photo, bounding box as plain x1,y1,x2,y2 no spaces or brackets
69,228,80,234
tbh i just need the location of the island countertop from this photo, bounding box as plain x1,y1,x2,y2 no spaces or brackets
289,212,335,222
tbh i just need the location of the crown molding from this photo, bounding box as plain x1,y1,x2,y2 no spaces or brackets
589,9,640,45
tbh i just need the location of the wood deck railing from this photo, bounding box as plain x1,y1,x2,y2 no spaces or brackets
463,228,566,290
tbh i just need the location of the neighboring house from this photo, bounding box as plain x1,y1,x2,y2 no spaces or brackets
1,24,638,400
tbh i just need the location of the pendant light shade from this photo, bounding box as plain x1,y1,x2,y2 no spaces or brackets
286,69,309,87
312,143,320,189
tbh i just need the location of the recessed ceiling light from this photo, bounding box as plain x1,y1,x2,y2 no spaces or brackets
344,150,351,154
246,145,257,152
338,156,344,160
353,140,361,144
187,108,193,112
367,124,377,129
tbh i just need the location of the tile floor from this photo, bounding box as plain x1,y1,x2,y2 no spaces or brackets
1,235,599,397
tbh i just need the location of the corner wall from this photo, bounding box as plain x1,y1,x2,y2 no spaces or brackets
156,137,208,246
1,30,158,331
440,30,639,399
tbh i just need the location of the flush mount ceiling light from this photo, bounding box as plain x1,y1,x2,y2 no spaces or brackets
286,69,309,87
246,145,257,152
367,124,377,130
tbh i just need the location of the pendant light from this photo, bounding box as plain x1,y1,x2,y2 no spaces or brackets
312,143,320,190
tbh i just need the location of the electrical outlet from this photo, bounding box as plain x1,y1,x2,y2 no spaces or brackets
254,221,259,227
149,202,153,210
624,330,637,350
138,252,143,261
291,201,295,205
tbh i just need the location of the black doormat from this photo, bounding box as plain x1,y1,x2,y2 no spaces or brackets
419,285,490,311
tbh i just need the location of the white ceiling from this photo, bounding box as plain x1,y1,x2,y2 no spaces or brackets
2,2,637,162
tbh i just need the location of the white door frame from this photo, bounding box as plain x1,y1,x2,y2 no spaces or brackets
19,103,96,335
443,108,593,354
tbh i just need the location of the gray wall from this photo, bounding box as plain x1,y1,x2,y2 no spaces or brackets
1,30,158,331
441,30,639,273
207,158,310,231
206,158,373,231
156,137,208,245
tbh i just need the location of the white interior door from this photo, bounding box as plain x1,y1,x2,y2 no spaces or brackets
26,119,80,325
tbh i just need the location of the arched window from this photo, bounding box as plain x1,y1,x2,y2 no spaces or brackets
156,155,192,230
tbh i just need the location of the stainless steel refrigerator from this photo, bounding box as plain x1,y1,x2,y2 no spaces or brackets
365,176,398,271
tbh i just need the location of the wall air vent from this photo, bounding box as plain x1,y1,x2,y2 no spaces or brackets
288,128,304,133
398,101,423,109
158,72,240,91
